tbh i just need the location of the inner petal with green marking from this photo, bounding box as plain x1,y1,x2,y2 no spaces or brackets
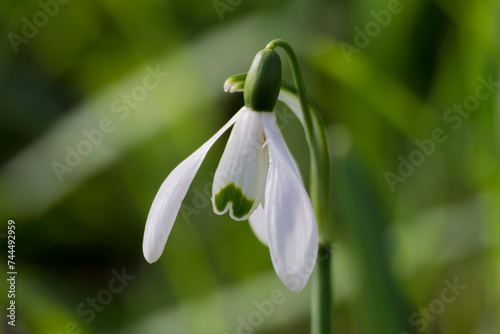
214,183,255,219
211,107,269,221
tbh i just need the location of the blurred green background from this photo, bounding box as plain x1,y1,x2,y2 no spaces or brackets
0,0,499,333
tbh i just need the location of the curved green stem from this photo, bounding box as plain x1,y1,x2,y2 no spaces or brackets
266,39,332,334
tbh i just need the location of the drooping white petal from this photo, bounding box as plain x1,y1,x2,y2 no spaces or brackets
248,114,303,249
262,112,318,292
248,121,303,249
212,107,269,221
143,110,244,263
248,118,304,249
248,204,268,246
278,88,305,126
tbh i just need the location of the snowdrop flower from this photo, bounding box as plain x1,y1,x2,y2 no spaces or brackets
143,49,318,291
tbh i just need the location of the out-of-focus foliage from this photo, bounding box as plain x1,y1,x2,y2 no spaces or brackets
0,0,498,333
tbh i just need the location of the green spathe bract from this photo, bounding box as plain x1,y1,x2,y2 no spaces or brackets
214,183,255,219
244,49,281,112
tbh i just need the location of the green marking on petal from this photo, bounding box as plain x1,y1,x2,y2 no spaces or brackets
214,183,255,219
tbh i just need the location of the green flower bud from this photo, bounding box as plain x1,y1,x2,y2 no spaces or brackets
244,49,282,112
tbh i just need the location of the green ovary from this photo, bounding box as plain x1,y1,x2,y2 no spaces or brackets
214,183,255,219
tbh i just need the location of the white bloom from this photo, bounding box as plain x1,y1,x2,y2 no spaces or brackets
143,58,319,291
143,105,318,291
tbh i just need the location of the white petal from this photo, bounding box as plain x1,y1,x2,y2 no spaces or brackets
248,204,268,246
262,112,318,292
278,88,305,126
212,107,269,221
143,109,243,263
